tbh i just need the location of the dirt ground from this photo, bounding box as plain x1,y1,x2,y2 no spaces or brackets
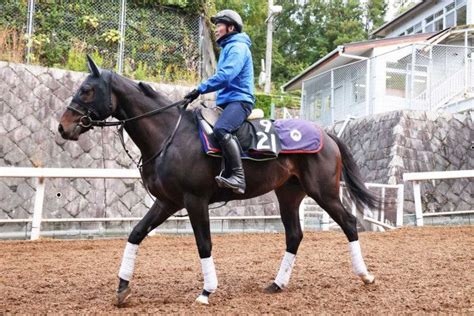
1,226,473,314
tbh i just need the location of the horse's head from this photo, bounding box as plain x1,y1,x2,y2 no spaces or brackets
58,55,116,140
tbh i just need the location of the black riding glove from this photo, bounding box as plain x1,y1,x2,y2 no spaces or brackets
184,89,200,102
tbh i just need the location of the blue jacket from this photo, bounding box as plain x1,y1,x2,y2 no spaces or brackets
197,32,255,106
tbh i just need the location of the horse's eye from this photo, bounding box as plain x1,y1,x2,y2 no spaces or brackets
81,85,92,94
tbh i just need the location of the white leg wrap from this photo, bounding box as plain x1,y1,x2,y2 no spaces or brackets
118,242,139,281
349,240,368,276
201,256,218,293
274,251,296,288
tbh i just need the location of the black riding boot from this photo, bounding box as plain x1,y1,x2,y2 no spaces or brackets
215,134,246,194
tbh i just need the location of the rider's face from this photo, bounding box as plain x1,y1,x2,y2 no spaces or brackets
215,23,234,40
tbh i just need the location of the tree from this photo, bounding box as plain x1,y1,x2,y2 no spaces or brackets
209,0,387,90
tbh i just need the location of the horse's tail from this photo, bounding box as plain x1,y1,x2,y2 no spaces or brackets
328,133,380,211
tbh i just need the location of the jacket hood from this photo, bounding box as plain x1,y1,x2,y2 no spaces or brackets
218,32,252,48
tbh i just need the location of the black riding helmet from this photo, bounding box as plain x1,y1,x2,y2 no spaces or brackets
211,9,243,33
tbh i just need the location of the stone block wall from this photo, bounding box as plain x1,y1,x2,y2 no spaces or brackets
0,62,278,230
332,110,473,216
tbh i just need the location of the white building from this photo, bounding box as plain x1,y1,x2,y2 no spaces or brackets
283,0,474,126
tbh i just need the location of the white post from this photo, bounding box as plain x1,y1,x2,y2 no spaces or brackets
117,0,126,74
410,44,416,108
365,58,371,115
298,199,305,232
322,211,330,231
413,181,423,226
31,177,46,240
396,184,404,227
300,81,305,118
380,187,385,223
465,30,469,94
264,0,274,94
26,0,35,64
330,70,335,124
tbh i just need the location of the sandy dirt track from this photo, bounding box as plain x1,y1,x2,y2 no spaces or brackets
1,226,473,314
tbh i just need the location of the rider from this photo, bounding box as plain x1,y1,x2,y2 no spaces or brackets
185,9,254,194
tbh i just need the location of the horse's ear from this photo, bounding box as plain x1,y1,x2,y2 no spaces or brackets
86,54,101,77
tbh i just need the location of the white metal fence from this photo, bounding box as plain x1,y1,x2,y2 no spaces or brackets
403,170,474,226
301,43,474,126
0,167,407,239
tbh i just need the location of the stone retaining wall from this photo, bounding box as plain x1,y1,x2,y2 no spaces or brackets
331,110,472,217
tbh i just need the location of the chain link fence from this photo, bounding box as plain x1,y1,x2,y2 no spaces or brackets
0,0,202,83
302,43,474,126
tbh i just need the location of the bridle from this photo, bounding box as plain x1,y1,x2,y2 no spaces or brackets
66,75,192,169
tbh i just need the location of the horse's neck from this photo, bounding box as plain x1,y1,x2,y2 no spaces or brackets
111,77,180,158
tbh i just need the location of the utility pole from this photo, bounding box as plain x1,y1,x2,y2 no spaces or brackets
264,0,282,95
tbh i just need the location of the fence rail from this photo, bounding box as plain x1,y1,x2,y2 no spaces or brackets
403,170,474,226
0,167,289,240
0,167,407,239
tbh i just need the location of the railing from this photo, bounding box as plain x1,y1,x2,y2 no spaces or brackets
0,167,405,239
315,182,404,231
430,66,466,108
403,170,474,226
0,167,289,240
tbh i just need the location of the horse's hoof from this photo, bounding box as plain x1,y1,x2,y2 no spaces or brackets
195,294,209,305
360,273,375,285
116,286,132,307
264,282,282,294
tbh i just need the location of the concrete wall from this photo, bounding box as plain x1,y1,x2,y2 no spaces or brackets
0,62,278,236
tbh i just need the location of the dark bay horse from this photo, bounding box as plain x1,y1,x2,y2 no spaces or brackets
59,57,378,306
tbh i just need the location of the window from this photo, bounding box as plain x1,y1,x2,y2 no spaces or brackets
386,62,406,98
406,26,414,35
386,73,406,98
434,10,443,18
434,18,444,31
352,82,365,104
446,2,455,11
425,15,434,23
425,23,434,32
457,5,467,25
446,11,455,27
413,22,422,34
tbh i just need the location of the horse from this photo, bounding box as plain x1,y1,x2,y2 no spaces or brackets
58,56,379,306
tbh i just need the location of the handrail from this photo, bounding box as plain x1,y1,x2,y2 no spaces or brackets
403,170,474,226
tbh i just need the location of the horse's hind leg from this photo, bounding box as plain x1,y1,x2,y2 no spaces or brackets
300,153,374,284
301,168,375,285
116,198,180,306
265,180,306,293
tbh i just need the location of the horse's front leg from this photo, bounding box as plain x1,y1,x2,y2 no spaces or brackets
184,194,216,305
116,198,179,306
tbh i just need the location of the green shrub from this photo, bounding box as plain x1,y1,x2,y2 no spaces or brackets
254,93,272,118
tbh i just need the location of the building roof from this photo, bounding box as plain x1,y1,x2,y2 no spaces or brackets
370,0,434,38
281,31,442,92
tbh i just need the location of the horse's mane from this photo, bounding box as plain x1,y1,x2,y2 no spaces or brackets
110,71,174,107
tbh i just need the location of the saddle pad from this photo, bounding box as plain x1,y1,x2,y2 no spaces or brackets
198,118,323,161
274,119,323,153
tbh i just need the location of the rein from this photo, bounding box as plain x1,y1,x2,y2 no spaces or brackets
67,98,191,129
